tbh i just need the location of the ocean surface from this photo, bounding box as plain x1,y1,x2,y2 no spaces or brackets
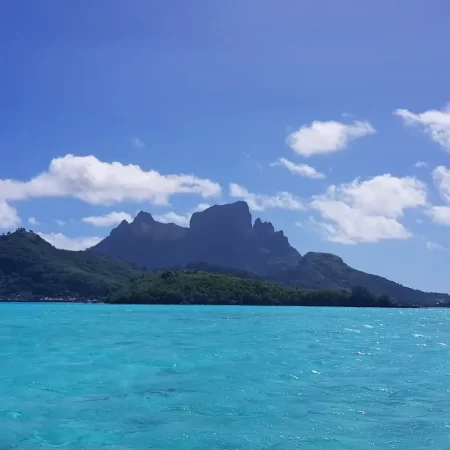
1,304,449,449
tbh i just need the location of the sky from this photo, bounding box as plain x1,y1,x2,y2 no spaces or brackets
1,0,450,293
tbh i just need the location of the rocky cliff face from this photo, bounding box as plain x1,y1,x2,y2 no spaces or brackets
186,201,254,270
249,218,302,274
90,201,301,274
190,201,253,237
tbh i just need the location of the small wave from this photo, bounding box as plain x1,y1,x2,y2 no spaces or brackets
64,360,94,366
414,334,425,338
362,324,374,329
77,395,110,402
1,410,23,419
344,328,361,333
311,370,320,375
438,342,447,347
281,373,299,380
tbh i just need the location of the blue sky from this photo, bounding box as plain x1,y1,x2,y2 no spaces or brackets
2,0,450,292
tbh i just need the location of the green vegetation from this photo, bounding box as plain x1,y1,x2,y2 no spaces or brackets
0,229,427,307
0,229,140,300
108,270,395,307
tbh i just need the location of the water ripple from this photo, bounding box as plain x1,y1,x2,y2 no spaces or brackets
0,304,450,449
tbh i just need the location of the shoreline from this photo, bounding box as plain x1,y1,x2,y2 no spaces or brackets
0,299,422,308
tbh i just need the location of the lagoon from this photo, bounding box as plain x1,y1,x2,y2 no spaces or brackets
1,303,449,449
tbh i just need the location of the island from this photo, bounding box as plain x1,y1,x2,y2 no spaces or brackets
1,223,448,308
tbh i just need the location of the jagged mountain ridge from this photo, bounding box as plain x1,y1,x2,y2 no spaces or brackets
89,201,449,306
90,201,302,275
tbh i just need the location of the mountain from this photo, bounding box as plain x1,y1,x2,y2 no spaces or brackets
90,201,302,274
1,204,448,306
0,229,394,308
89,210,188,269
90,202,450,306
0,229,139,300
270,252,450,307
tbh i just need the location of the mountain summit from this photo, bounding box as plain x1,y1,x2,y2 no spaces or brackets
90,201,302,274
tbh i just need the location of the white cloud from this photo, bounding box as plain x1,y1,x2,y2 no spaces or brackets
196,203,211,212
395,105,450,151
414,160,428,168
229,183,304,211
0,202,20,229
426,241,447,251
28,216,40,226
310,174,427,244
83,211,133,227
154,211,191,227
272,157,325,179
427,205,450,226
286,119,375,157
38,232,102,251
432,165,450,203
133,137,145,149
54,219,66,226
310,202,411,244
416,167,450,229
0,154,221,206
153,203,211,227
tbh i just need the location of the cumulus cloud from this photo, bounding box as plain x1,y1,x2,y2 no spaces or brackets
38,232,102,251
229,183,304,211
133,137,146,149
286,119,375,157
272,158,325,179
310,174,427,244
414,160,428,169
395,105,450,151
427,167,450,227
28,216,40,226
0,154,221,206
0,202,21,229
432,165,450,203
154,211,191,227
427,205,450,226
83,211,133,227
153,203,211,227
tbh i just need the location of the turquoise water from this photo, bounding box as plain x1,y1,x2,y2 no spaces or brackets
1,304,449,449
